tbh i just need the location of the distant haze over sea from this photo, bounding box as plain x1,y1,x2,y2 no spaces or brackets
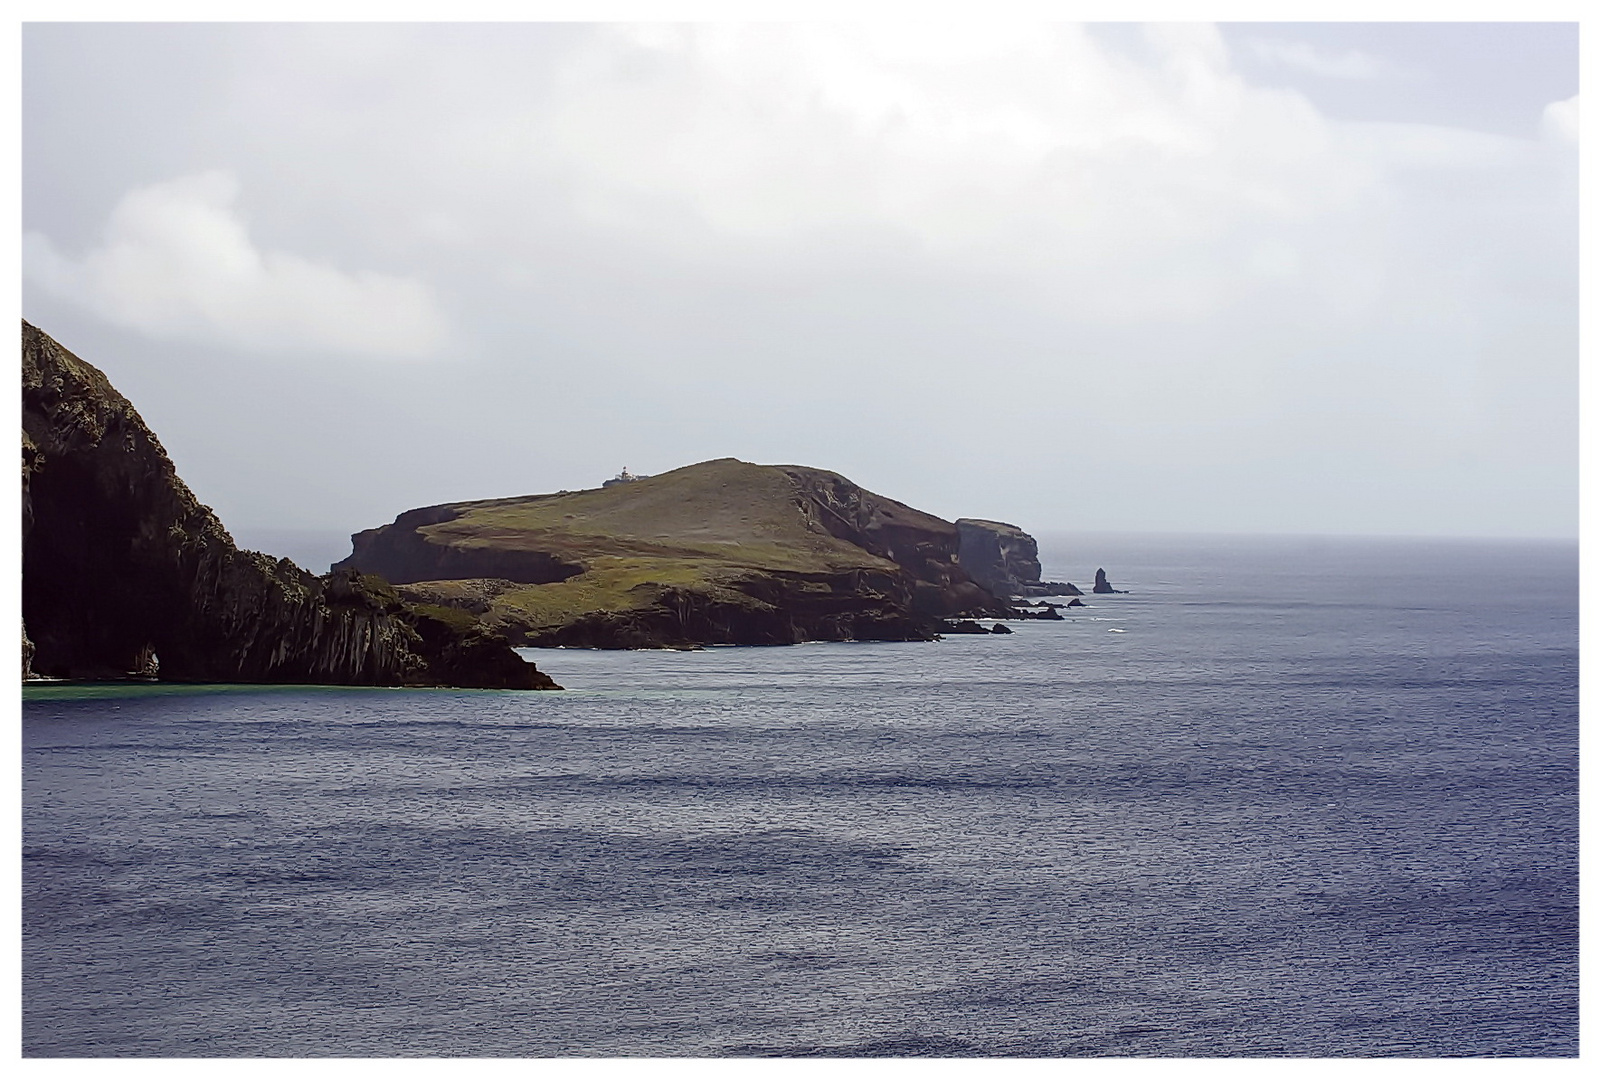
233,524,1580,585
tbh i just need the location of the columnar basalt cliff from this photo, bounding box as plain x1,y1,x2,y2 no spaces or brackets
955,518,1082,598
21,321,556,689
336,457,1010,649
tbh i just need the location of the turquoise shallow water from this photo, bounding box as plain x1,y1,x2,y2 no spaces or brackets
23,535,1578,1056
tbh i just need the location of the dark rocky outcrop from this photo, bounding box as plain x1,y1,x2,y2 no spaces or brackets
955,518,1081,598
1008,603,1064,621
936,619,1013,635
21,320,557,689
938,619,994,635
1093,569,1124,594
337,457,1010,649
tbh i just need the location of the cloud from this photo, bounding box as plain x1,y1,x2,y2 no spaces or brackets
1241,37,1406,81
23,171,447,359
18,24,1576,537
1542,93,1578,143
531,23,1394,321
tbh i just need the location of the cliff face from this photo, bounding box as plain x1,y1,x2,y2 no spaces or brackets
955,518,1082,598
21,321,556,689
780,467,996,617
336,457,1007,648
955,518,1042,595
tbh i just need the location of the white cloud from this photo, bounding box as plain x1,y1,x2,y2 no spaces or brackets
23,171,448,359
19,23,1576,537
1242,37,1404,81
1542,93,1578,144
512,23,1564,334
531,23,1392,321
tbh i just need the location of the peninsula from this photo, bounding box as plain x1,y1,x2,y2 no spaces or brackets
336,459,1020,649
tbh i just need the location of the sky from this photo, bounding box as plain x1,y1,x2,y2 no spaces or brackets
20,20,1579,568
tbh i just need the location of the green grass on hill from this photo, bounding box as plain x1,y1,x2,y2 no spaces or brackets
492,557,755,631
404,556,773,634
419,458,896,576
388,458,937,634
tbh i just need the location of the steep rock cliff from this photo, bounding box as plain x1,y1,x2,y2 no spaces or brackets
21,321,556,688
955,518,1082,598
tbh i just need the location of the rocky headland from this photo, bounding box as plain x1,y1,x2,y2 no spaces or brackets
335,458,1013,649
954,518,1083,597
21,321,556,689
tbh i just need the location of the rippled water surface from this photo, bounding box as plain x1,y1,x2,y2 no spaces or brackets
23,535,1578,1056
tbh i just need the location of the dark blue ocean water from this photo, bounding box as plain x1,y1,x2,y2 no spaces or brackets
22,535,1578,1056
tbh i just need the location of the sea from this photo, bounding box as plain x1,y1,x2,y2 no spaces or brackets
21,534,1579,1057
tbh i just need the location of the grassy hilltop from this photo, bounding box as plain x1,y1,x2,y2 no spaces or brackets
337,458,1002,647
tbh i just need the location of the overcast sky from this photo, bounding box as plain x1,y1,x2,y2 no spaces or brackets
22,21,1579,567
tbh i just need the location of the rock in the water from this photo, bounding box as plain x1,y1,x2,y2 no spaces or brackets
21,320,557,689
1092,568,1123,594
1066,598,1085,607
1005,603,1063,621
938,619,993,635
990,623,1013,634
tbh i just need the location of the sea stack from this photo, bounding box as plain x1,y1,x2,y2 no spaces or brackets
1093,569,1117,594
